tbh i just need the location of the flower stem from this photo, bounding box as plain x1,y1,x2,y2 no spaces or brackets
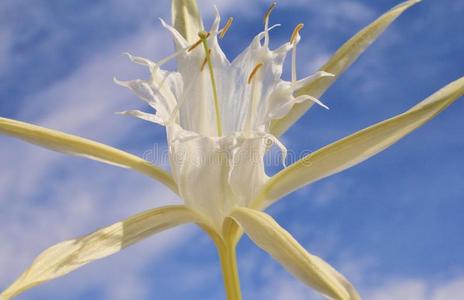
215,237,242,300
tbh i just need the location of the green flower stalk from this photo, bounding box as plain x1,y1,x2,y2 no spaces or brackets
1,0,463,299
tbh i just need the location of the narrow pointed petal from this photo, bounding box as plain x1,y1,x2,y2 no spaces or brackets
0,205,202,299
259,77,464,208
230,208,359,300
0,118,178,193
117,110,165,126
270,0,422,136
171,0,203,44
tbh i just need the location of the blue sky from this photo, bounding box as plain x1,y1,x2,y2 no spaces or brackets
0,0,463,299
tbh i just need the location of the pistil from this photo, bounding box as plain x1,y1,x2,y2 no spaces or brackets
199,31,223,137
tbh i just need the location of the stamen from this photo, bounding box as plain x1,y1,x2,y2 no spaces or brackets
245,63,264,132
290,23,304,45
290,23,304,84
219,17,234,39
264,2,277,24
199,31,223,136
263,2,277,47
200,49,212,72
248,63,264,84
188,32,210,52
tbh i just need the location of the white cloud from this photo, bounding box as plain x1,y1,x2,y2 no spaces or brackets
365,276,464,300
0,19,189,299
367,279,427,300
250,266,464,300
304,176,355,207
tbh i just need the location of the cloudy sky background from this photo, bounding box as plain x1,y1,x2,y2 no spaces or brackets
0,0,463,299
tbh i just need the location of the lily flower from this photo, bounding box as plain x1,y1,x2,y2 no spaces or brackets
1,0,462,299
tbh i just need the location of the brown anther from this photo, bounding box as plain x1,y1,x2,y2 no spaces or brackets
264,2,277,24
290,23,304,44
219,17,234,39
248,63,264,84
200,49,212,71
188,38,203,52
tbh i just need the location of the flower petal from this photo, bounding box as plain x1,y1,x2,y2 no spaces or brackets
167,124,270,229
270,0,422,136
0,205,203,299
171,0,203,44
0,117,178,193
229,207,359,300
117,110,165,126
259,77,464,208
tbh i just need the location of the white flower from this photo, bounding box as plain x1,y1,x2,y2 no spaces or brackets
115,6,329,230
0,1,462,300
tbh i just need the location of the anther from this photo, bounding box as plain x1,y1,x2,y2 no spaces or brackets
264,2,277,24
263,2,277,48
290,23,304,44
188,39,203,52
219,17,234,39
200,49,212,71
248,63,264,84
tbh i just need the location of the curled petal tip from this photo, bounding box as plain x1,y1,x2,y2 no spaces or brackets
318,100,330,110
394,0,422,10
213,5,220,16
113,77,129,87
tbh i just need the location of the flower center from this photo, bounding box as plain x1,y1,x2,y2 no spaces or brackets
193,31,224,137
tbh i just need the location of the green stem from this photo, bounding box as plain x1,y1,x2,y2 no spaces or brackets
215,237,242,300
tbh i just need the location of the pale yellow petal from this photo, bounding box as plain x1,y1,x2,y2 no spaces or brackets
259,77,464,208
270,0,422,136
172,0,203,44
230,207,359,300
0,205,201,299
0,117,178,193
